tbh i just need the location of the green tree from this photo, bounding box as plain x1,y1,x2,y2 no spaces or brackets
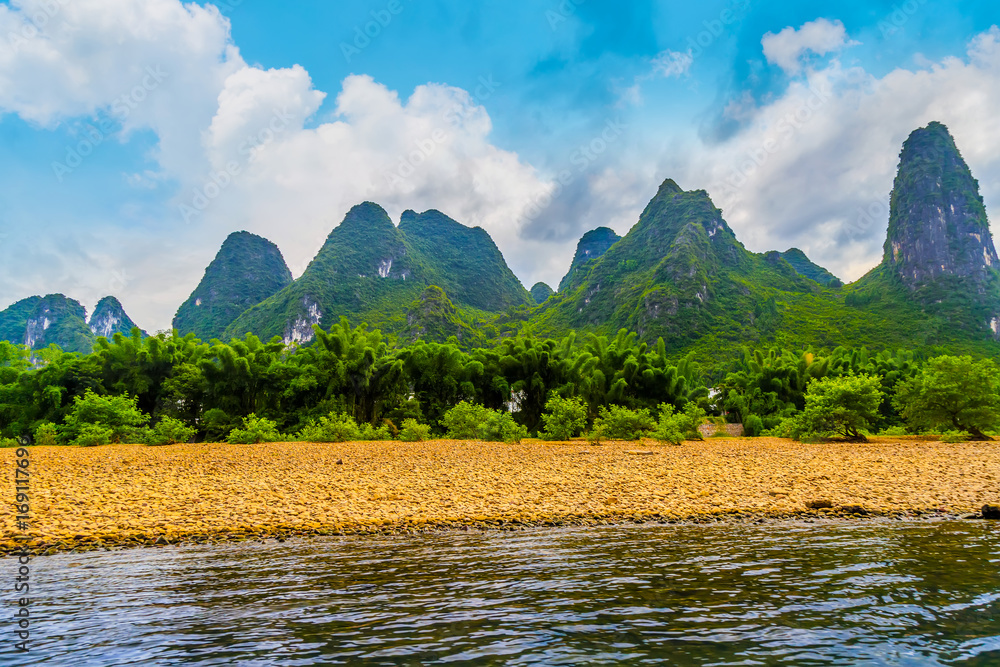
893,355,1000,440
793,374,884,442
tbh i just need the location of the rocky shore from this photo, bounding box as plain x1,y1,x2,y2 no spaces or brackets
2,437,998,556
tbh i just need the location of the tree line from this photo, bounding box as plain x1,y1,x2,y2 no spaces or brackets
1,320,997,446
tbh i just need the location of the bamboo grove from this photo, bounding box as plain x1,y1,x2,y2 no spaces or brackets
0,317,977,443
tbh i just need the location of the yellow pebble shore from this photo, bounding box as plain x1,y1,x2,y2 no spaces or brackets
3,437,998,556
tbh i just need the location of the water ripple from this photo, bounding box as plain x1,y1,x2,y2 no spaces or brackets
2,520,998,665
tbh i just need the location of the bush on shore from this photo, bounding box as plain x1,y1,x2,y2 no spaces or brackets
132,417,197,446
399,418,432,442
650,403,707,445
782,374,884,442
227,414,283,444
590,405,656,442
61,390,149,446
540,395,588,441
441,401,527,443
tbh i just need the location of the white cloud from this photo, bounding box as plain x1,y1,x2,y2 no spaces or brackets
687,26,1000,282
0,0,558,331
193,74,552,293
762,18,857,74
0,0,243,178
652,49,693,78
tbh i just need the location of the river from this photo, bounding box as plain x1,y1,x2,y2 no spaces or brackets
4,519,999,665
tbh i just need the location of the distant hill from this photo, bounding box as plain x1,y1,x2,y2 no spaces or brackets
530,283,554,304
779,249,842,287
531,121,1000,361
223,204,531,343
90,296,146,339
851,121,1000,339
558,227,621,292
0,294,144,354
173,231,293,341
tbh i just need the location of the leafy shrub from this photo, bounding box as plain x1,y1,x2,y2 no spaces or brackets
61,390,148,446
440,401,486,439
399,418,432,442
73,424,114,447
894,355,1000,441
540,395,588,441
743,414,764,438
791,374,884,442
227,414,283,444
651,403,707,445
134,417,197,446
296,412,362,443
359,422,394,441
441,402,528,443
0,437,21,448
590,405,656,441
479,410,528,444
157,417,196,444
939,430,968,443
33,422,59,447
878,425,909,436
763,417,798,439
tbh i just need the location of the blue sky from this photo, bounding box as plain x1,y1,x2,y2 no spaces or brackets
1,0,999,331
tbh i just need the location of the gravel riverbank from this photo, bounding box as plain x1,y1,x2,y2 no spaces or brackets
3,437,998,556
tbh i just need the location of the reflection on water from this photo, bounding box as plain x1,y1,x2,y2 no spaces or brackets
4,520,999,665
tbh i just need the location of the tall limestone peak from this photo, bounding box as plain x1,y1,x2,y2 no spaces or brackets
558,227,622,292
305,202,413,282
89,296,146,339
885,121,998,290
882,121,1000,334
173,231,293,341
399,209,531,312
223,204,530,343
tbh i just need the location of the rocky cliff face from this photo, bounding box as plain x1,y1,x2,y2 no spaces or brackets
558,227,622,292
885,121,999,291
881,121,1000,334
0,294,94,353
173,231,293,341
89,296,146,339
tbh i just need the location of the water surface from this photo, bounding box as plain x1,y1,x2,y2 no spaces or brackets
4,520,1000,665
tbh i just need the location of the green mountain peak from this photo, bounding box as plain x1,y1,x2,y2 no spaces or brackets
173,230,293,341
